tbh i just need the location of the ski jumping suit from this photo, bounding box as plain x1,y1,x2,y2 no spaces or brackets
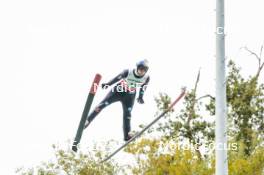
86,69,150,141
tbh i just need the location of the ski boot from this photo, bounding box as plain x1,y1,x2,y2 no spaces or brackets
124,131,138,141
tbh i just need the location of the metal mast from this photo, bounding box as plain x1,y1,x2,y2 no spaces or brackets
215,0,228,174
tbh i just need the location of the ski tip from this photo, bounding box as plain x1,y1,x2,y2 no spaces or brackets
95,73,102,83
181,86,187,92
90,73,102,94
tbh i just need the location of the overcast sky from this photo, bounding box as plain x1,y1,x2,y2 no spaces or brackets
0,0,264,174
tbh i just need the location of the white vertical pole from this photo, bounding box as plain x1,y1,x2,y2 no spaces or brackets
215,0,228,174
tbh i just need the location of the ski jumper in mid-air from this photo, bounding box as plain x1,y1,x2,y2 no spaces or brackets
84,59,150,141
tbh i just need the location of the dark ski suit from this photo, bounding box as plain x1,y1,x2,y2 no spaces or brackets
86,69,150,141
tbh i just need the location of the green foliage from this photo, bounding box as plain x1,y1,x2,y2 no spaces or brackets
207,60,264,156
228,145,264,175
16,142,122,175
154,72,214,159
125,138,214,175
125,137,264,175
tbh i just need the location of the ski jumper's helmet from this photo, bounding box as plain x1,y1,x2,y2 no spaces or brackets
136,59,149,73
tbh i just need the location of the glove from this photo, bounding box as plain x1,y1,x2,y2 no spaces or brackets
137,97,144,104
101,83,110,89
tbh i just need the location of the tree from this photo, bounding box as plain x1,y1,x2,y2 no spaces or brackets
206,46,264,156
154,70,215,160
125,138,214,175
16,141,124,175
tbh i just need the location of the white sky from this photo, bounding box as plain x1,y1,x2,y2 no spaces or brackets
0,0,264,174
